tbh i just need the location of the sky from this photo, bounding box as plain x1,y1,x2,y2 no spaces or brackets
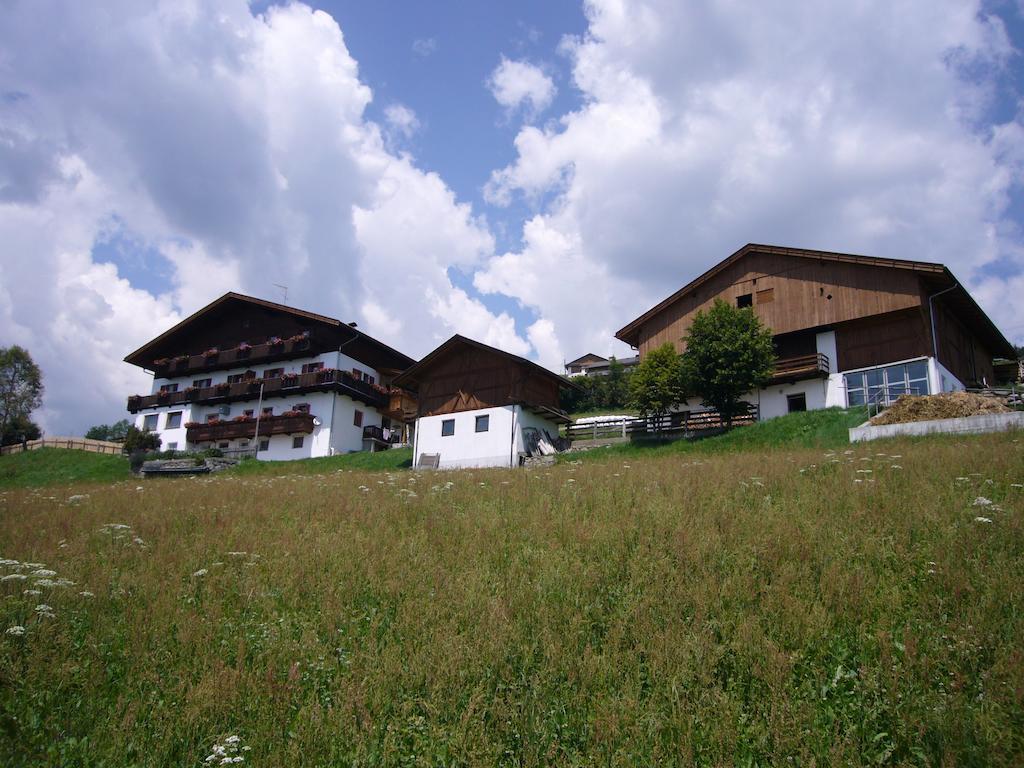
1,0,1024,435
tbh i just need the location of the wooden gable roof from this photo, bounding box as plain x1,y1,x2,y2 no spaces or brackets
615,243,1015,358
124,292,415,373
393,335,580,418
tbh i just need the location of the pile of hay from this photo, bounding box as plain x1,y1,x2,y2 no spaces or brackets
869,392,1010,426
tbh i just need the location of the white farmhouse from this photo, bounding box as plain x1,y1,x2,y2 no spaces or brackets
124,292,416,459
393,335,580,470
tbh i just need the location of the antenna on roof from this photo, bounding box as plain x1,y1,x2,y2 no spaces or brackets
272,284,288,305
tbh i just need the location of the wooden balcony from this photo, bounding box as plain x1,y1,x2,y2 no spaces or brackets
127,368,387,413
150,336,318,376
186,413,315,443
769,353,830,384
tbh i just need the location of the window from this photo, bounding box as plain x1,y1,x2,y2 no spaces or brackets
475,414,490,432
264,368,284,379
786,393,807,413
206,414,220,423
218,442,229,449
353,409,363,427
243,409,254,417
301,362,324,373
293,403,310,414
258,439,270,452
441,418,455,437
166,442,177,451
262,406,273,416
844,360,931,407
756,288,774,304
736,293,753,308
165,411,182,429
351,367,362,379
159,383,179,393
142,414,158,431
361,372,375,384
292,436,304,449
192,378,212,389
226,373,245,384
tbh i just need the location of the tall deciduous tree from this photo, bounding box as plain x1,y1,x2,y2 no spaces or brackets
681,299,775,426
628,342,687,430
0,346,43,444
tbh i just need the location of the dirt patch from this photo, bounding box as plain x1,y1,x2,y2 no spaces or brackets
870,392,1011,426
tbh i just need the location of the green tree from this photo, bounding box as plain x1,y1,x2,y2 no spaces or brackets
0,346,43,444
122,425,160,454
602,356,630,409
85,419,132,442
681,298,775,426
0,412,41,447
628,342,687,431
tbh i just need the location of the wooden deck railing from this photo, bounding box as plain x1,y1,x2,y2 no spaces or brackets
128,368,387,412
186,413,315,443
150,337,316,376
769,353,829,382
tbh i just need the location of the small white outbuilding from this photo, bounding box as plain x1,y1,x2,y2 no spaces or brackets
394,335,580,470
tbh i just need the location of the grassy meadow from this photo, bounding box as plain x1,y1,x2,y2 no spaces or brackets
0,428,1023,766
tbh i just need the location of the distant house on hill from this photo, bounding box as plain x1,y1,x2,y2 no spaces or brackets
565,353,639,377
124,292,416,459
394,335,580,469
615,243,1017,419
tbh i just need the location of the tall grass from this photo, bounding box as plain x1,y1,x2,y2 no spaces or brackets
0,430,1022,766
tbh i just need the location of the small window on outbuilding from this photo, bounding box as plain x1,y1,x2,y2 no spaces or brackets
441,419,455,437
259,438,270,452
353,409,363,427
736,293,753,308
292,436,304,449
786,393,807,413
475,415,489,433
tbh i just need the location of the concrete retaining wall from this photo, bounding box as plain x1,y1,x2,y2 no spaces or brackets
849,412,1024,443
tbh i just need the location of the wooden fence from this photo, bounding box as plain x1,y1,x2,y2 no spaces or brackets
566,408,757,442
0,437,124,456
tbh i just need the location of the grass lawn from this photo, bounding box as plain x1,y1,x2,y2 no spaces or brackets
1,427,1022,765
0,448,130,489
567,406,868,461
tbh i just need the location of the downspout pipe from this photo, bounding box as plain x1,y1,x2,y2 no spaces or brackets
928,281,959,361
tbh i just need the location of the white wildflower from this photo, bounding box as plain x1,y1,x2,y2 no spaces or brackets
891,465,902,469
66,494,89,504
1,574,27,581
30,569,56,578
974,517,993,524
0,558,21,568
79,591,94,598
192,569,209,578
972,497,993,507
23,589,41,596
6,625,26,636
34,604,55,617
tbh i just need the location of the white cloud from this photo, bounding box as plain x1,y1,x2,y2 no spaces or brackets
412,37,437,57
0,0,528,434
479,0,1024,362
487,57,557,118
384,103,420,139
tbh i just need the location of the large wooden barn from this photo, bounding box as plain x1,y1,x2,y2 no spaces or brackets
615,244,1016,419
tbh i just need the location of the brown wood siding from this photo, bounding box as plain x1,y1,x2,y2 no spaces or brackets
933,301,996,385
636,251,924,356
834,310,930,372
415,348,561,417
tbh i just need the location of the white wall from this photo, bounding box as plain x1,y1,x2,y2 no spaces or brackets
750,378,829,420
413,405,563,469
415,406,517,469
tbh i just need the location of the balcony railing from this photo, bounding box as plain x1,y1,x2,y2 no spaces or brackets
769,353,830,383
362,425,401,444
128,368,387,413
186,413,315,443
150,336,316,376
